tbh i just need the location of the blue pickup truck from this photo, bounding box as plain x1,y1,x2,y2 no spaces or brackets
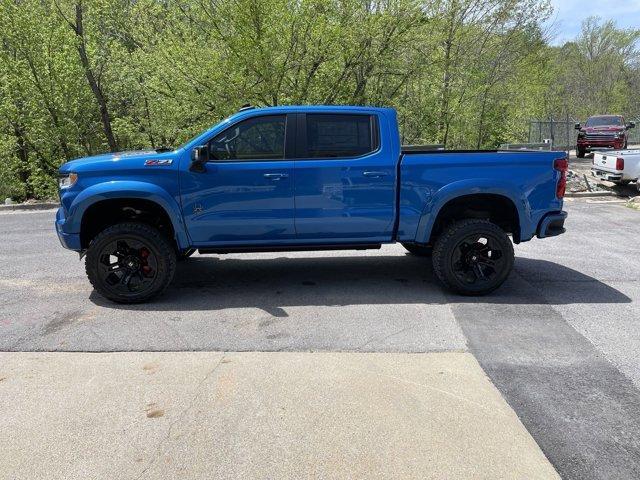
56,105,567,303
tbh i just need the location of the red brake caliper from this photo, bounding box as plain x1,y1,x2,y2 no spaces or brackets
139,248,152,277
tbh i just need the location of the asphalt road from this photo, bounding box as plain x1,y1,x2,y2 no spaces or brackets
1,199,640,479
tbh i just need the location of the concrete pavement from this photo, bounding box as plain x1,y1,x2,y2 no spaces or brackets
0,351,559,480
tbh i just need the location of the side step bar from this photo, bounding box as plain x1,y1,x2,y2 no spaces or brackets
198,243,382,255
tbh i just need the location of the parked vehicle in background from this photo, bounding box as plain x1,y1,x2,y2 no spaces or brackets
55,105,568,303
592,149,640,188
575,115,635,158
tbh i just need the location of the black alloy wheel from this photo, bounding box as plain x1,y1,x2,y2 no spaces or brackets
432,219,514,295
97,238,158,296
86,222,176,303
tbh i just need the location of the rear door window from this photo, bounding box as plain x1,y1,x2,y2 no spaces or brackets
305,114,378,158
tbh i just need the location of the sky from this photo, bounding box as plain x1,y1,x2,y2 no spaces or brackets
548,0,640,45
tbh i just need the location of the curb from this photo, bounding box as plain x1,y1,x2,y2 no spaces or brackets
565,191,618,198
0,202,58,211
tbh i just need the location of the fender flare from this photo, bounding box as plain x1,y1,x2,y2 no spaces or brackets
66,181,190,249
413,179,529,244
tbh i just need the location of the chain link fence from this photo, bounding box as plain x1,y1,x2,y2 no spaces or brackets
527,116,578,151
628,119,640,145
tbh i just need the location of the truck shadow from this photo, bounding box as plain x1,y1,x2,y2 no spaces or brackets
90,254,631,312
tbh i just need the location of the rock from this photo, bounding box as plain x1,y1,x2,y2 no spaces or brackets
4,198,14,205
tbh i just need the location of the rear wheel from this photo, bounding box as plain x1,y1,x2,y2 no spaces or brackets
432,219,514,296
576,147,586,158
401,243,432,257
85,222,176,303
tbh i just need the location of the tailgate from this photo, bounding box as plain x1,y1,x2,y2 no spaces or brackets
592,151,621,173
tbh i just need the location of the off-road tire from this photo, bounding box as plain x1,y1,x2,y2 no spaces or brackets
432,219,514,296
401,243,433,257
86,222,176,303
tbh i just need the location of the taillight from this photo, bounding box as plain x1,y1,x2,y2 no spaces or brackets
554,157,568,199
616,157,624,171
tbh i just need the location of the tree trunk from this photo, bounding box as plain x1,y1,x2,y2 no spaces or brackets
438,16,455,148
74,2,118,152
13,122,32,199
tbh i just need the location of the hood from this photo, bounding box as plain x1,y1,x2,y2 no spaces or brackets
59,150,176,173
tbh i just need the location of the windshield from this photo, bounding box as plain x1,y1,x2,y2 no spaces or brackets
585,116,623,127
176,115,234,151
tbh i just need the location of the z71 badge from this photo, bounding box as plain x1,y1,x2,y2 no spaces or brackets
144,159,173,166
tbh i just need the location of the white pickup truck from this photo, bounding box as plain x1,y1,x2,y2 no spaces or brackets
591,149,640,190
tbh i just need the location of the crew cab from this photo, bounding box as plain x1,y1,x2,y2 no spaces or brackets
592,149,640,188
56,106,568,303
575,115,635,158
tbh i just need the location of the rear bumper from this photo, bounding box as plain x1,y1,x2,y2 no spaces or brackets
537,211,567,239
55,207,82,251
591,168,623,182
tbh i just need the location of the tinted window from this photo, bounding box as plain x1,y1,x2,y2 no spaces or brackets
306,114,377,158
585,116,623,127
209,115,286,160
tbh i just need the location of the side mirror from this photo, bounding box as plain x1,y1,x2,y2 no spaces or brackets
574,123,581,130
627,122,636,130
190,145,208,173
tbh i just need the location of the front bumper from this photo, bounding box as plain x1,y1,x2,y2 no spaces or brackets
577,140,625,151
537,211,567,239
55,207,82,251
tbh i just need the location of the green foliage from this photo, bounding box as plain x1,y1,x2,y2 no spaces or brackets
0,0,638,200
549,17,640,121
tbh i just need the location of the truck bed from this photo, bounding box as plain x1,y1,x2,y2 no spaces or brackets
396,149,565,244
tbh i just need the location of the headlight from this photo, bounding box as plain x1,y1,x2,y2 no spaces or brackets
58,173,78,189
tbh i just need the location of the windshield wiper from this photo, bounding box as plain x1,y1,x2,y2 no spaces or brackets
155,146,173,153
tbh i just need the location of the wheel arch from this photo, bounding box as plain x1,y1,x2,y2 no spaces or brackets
67,181,190,250
414,183,526,245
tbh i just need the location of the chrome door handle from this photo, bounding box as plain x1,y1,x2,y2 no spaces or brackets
263,173,289,180
363,171,389,178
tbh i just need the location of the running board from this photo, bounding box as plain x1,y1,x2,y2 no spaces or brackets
198,243,382,254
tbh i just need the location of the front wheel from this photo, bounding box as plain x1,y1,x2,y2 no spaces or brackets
85,222,176,303
432,219,514,296
576,148,586,158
